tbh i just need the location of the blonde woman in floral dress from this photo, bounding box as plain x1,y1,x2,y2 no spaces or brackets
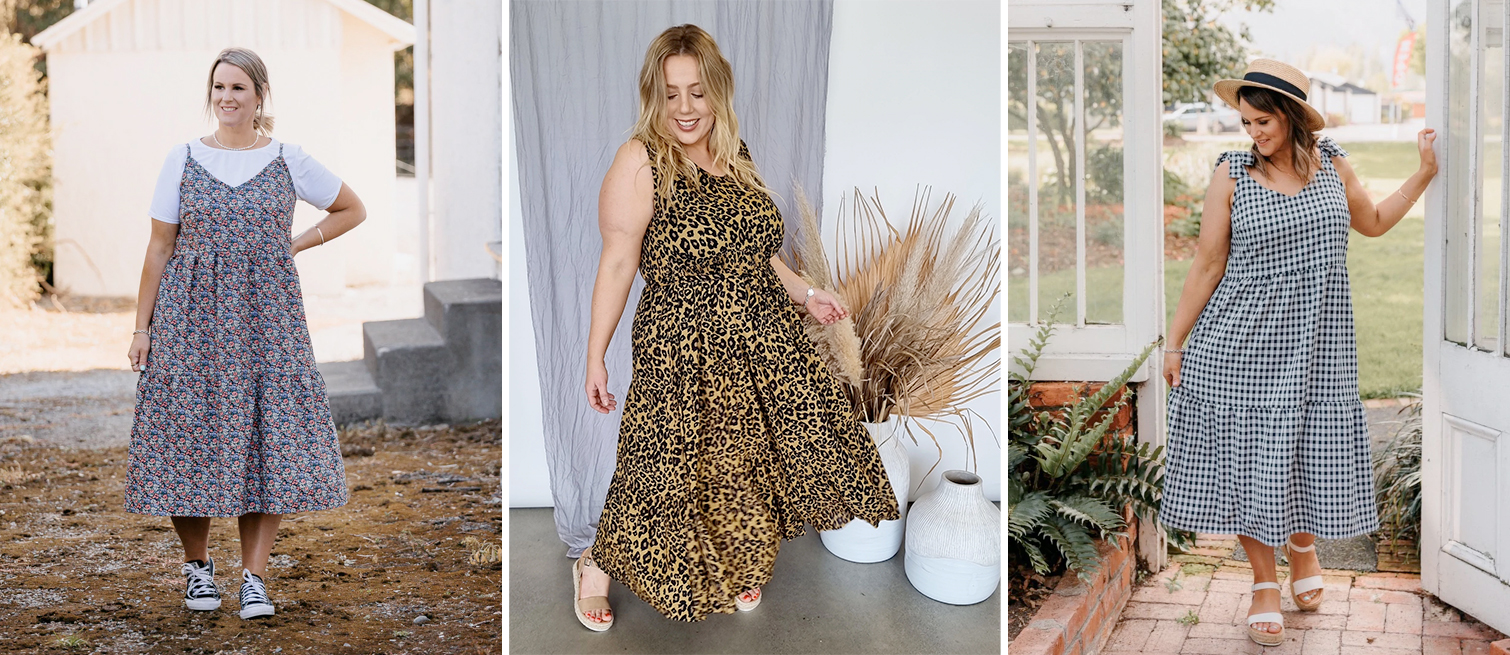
125,47,365,620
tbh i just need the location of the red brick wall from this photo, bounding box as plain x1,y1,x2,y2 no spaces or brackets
1011,381,1140,655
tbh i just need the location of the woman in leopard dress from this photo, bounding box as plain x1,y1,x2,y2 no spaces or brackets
578,24,899,628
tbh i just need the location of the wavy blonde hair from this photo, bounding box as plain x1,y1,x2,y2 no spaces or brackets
204,47,275,135
631,24,771,201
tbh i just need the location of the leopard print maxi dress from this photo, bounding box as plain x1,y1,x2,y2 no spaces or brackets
591,140,900,622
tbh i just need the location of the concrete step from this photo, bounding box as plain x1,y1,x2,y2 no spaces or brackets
363,318,450,425
422,278,502,422
318,360,382,426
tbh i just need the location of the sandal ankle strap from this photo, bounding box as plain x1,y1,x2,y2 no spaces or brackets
1286,539,1317,552
1252,582,1281,592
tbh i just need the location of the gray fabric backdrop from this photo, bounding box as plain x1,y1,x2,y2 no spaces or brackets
511,0,835,558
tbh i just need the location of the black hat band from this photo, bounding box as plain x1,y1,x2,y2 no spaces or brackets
1242,72,1307,101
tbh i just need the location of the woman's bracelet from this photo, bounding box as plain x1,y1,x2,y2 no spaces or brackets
314,225,326,245
132,329,149,335
798,286,815,306
1397,189,1418,204
1164,347,1184,354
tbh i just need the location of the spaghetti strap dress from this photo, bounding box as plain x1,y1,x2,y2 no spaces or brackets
590,140,900,622
1159,136,1379,547
124,143,349,518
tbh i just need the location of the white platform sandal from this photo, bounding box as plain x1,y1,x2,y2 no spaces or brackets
1246,581,1285,647
1281,539,1325,611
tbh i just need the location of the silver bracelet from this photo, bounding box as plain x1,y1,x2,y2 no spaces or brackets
1164,347,1184,354
132,329,149,335
314,226,326,245
1396,189,1417,204
801,287,815,306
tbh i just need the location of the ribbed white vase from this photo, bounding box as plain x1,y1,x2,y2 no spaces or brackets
904,469,1001,605
818,417,910,563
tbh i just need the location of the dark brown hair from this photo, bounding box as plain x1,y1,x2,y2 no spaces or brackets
1238,86,1318,182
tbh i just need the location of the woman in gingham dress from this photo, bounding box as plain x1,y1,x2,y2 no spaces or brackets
1159,59,1438,647
125,47,365,620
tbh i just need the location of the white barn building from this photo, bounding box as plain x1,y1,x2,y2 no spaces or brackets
33,0,415,297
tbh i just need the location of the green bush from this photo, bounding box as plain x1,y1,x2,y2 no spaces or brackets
0,32,51,306
1164,169,1204,238
1008,302,1164,581
1086,144,1123,206
1373,395,1422,556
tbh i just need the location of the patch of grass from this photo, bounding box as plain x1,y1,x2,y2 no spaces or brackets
1338,141,1425,180
1177,609,1201,626
460,536,500,567
1179,562,1215,577
0,465,32,486
1007,265,1124,324
1166,217,1424,399
54,635,88,649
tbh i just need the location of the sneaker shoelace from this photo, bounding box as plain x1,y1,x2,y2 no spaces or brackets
241,571,270,608
183,562,217,598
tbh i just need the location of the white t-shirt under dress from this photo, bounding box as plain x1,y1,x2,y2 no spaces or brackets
149,138,342,223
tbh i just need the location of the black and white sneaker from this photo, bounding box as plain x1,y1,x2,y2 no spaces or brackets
182,557,221,611
238,569,275,619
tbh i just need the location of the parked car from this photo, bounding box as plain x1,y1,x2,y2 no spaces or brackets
1163,102,1242,134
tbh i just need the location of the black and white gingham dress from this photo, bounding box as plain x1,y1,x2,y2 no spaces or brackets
1159,137,1379,547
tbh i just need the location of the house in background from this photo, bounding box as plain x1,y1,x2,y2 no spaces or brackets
1307,70,1382,125
32,0,414,297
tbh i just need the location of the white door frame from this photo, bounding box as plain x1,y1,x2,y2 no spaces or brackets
1008,0,1165,570
1422,0,1510,634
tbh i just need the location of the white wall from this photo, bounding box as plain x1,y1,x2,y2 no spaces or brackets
430,0,503,282
507,0,1002,506
822,0,1001,502
45,1,403,297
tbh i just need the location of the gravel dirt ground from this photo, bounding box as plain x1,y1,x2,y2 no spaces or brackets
0,420,502,654
0,302,502,653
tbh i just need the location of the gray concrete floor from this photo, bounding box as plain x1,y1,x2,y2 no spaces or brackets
508,508,1000,655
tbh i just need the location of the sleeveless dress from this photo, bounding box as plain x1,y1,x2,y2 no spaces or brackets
124,143,349,517
591,140,900,622
1159,136,1380,547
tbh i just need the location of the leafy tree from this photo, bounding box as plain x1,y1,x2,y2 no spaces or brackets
1162,0,1275,105
0,32,50,305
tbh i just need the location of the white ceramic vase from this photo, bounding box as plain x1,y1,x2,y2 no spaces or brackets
818,417,911,563
904,469,1001,605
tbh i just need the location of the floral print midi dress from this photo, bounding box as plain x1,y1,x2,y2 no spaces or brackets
125,143,349,517
590,140,900,622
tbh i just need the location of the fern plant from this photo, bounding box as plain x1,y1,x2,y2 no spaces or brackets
1009,306,1163,582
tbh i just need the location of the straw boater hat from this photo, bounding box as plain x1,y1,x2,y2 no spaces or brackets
1214,59,1326,132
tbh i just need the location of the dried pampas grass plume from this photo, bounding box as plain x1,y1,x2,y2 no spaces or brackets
783,184,1000,475
787,184,864,386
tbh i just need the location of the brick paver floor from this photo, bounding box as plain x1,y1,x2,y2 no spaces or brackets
1105,535,1507,654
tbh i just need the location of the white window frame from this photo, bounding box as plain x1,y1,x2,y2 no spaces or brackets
1008,0,1166,571
1008,1,1164,384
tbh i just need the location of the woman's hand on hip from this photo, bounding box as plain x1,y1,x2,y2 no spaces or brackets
585,361,616,414
1162,351,1182,388
805,289,849,325
128,333,151,373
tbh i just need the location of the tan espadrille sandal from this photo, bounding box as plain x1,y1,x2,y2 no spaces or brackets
734,588,762,612
572,549,613,632
1281,539,1325,611
1246,581,1285,646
